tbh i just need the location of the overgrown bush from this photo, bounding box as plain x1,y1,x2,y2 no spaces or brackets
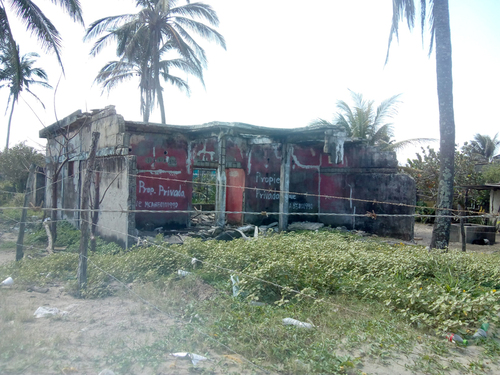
1,230,499,332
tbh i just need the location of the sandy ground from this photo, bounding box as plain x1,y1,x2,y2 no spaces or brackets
413,223,500,253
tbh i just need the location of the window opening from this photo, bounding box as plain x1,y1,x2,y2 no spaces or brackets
192,169,216,205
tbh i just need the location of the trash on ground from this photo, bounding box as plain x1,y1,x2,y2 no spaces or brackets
287,222,324,231
34,306,68,318
177,270,191,277
472,322,489,339
250,301,266,306
27,286,49,293
283,317,314,329
447,333,468,345
223,354,244,364
171,352,208,365
0,276,13,286
230,275,240,297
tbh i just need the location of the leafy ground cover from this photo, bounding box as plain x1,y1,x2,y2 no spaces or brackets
1,224,500,374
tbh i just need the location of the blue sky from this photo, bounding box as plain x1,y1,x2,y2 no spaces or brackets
1,0,499,163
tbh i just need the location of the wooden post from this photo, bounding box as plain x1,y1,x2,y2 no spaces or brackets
460,217,466,252
90,171,100,253
215,134,226,227
77,132,100,293
279,144,291,232
16,164,36,261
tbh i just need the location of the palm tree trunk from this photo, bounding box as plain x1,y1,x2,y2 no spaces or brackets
157,83,166,124
430,0,456,249
5,100,15,150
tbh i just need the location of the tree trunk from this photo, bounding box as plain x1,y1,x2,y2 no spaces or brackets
6,100,15,150
16,164,36,261
77,132,100,293
430,0,456,250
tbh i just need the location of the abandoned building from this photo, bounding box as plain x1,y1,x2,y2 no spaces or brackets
39,106,415,247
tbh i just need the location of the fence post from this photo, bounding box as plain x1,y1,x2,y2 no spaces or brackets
279,144,291,232
77,132,100,293
215,134,226,227
16,164,36,261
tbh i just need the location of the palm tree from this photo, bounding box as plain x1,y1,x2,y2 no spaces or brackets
0,43,52,149
311,91,401,147
95,40,204,123
85,0,226,124
471,133,500,163
0,0,83,70
387,0,455,250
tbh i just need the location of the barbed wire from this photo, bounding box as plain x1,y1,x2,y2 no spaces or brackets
0,205,494,221
90,168,491,216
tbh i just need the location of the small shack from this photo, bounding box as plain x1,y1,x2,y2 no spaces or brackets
40,106,415,247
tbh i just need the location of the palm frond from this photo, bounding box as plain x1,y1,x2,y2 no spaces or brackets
380,137,436,151
10,0,63,66
170,2,221,26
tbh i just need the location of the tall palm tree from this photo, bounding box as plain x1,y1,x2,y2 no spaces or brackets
85,0,226,124
387,0,455,249
311,91,401,147
0,43,52,149
95,40,204,123
471,133,500,163
0,0,83,70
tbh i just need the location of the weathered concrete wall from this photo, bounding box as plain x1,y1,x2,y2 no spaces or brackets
93,156,136,248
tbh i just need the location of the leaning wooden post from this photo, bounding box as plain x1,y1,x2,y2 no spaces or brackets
279,144,291,232
16,164,36,261
77,132,100,293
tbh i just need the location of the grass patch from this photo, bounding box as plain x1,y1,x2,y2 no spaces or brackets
2,230,500,373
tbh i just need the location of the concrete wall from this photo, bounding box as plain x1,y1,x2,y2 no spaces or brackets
93,156,136,248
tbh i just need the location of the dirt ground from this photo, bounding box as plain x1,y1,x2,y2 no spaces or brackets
413,223,500,253
1,224,500,375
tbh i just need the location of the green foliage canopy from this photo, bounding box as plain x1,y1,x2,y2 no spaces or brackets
406,143,487,210
0,142,44,192
483,163,500,184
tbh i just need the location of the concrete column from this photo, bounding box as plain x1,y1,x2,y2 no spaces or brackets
215,135,227,227
279,143,292,232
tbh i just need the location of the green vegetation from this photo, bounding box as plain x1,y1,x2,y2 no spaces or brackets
1,229,500,373
406,143,488,213
2,230,499,332
483,163,500,184
0,142,45,193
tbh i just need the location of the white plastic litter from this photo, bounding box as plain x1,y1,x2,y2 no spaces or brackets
34,306,68,318
230,275,240,297
282,318,314,329
171,352,208,365
0,277,13,286
177,270,191,277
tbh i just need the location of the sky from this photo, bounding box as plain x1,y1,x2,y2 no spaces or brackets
1,0,500,164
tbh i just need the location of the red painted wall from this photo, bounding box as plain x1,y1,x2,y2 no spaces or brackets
132,136,191,228
226,168,245,224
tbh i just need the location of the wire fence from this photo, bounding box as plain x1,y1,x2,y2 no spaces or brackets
0,168,498,373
